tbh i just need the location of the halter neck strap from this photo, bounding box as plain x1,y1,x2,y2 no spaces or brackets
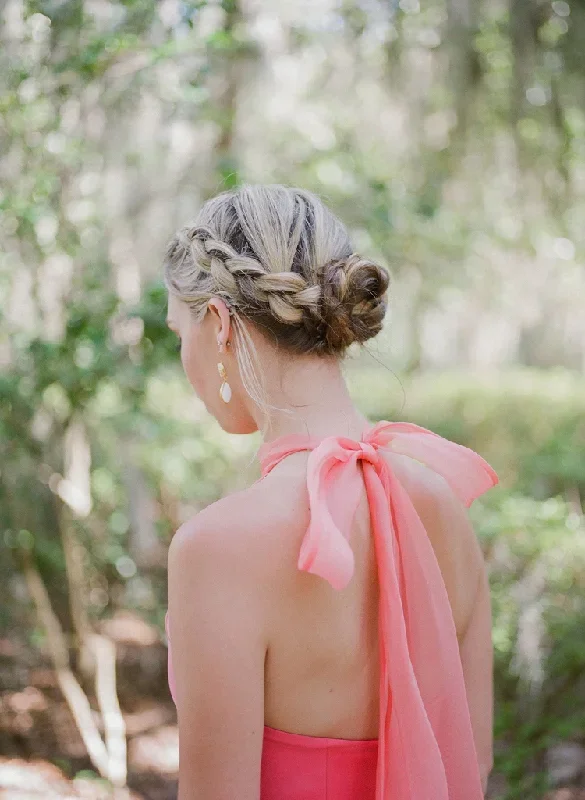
257,420,498,800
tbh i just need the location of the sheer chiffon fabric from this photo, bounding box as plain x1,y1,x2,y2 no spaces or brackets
166,420,498,800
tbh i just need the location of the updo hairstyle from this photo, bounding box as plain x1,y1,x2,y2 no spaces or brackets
163,184,389,409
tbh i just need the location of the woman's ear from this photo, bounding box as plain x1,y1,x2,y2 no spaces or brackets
207,297,232,350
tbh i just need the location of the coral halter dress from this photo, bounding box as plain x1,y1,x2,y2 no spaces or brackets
166,421,499,800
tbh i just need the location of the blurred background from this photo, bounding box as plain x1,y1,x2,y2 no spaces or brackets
1,0,584,798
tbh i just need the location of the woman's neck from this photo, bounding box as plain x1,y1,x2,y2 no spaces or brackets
250,355,371,445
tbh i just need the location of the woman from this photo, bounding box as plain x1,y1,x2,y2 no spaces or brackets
164,184,498,800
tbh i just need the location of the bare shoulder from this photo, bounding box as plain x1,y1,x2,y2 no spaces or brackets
384,450,486,639
168,467,308,589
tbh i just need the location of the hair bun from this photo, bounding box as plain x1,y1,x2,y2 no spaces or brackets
320,254,389,353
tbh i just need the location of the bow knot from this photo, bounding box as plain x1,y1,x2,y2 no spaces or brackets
357,440,378,464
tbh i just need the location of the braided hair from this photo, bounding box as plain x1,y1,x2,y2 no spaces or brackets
164,184,389,358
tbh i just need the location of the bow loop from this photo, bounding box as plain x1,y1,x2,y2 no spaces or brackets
366,420,498,508
297,436,386,590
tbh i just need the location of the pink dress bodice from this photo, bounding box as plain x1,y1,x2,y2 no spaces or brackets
166,420,499,799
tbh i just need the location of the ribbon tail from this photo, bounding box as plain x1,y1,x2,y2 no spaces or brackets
378,461,485,800
363,461,449,800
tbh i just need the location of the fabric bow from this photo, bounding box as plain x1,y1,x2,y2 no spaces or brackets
260,420,497,592
258,420,498,800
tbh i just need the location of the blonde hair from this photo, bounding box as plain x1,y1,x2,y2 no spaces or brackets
163,184,389,416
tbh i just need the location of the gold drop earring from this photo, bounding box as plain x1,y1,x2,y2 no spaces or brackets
217,338,232,403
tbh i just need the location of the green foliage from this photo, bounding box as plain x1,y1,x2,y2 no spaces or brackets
470,490,585,799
